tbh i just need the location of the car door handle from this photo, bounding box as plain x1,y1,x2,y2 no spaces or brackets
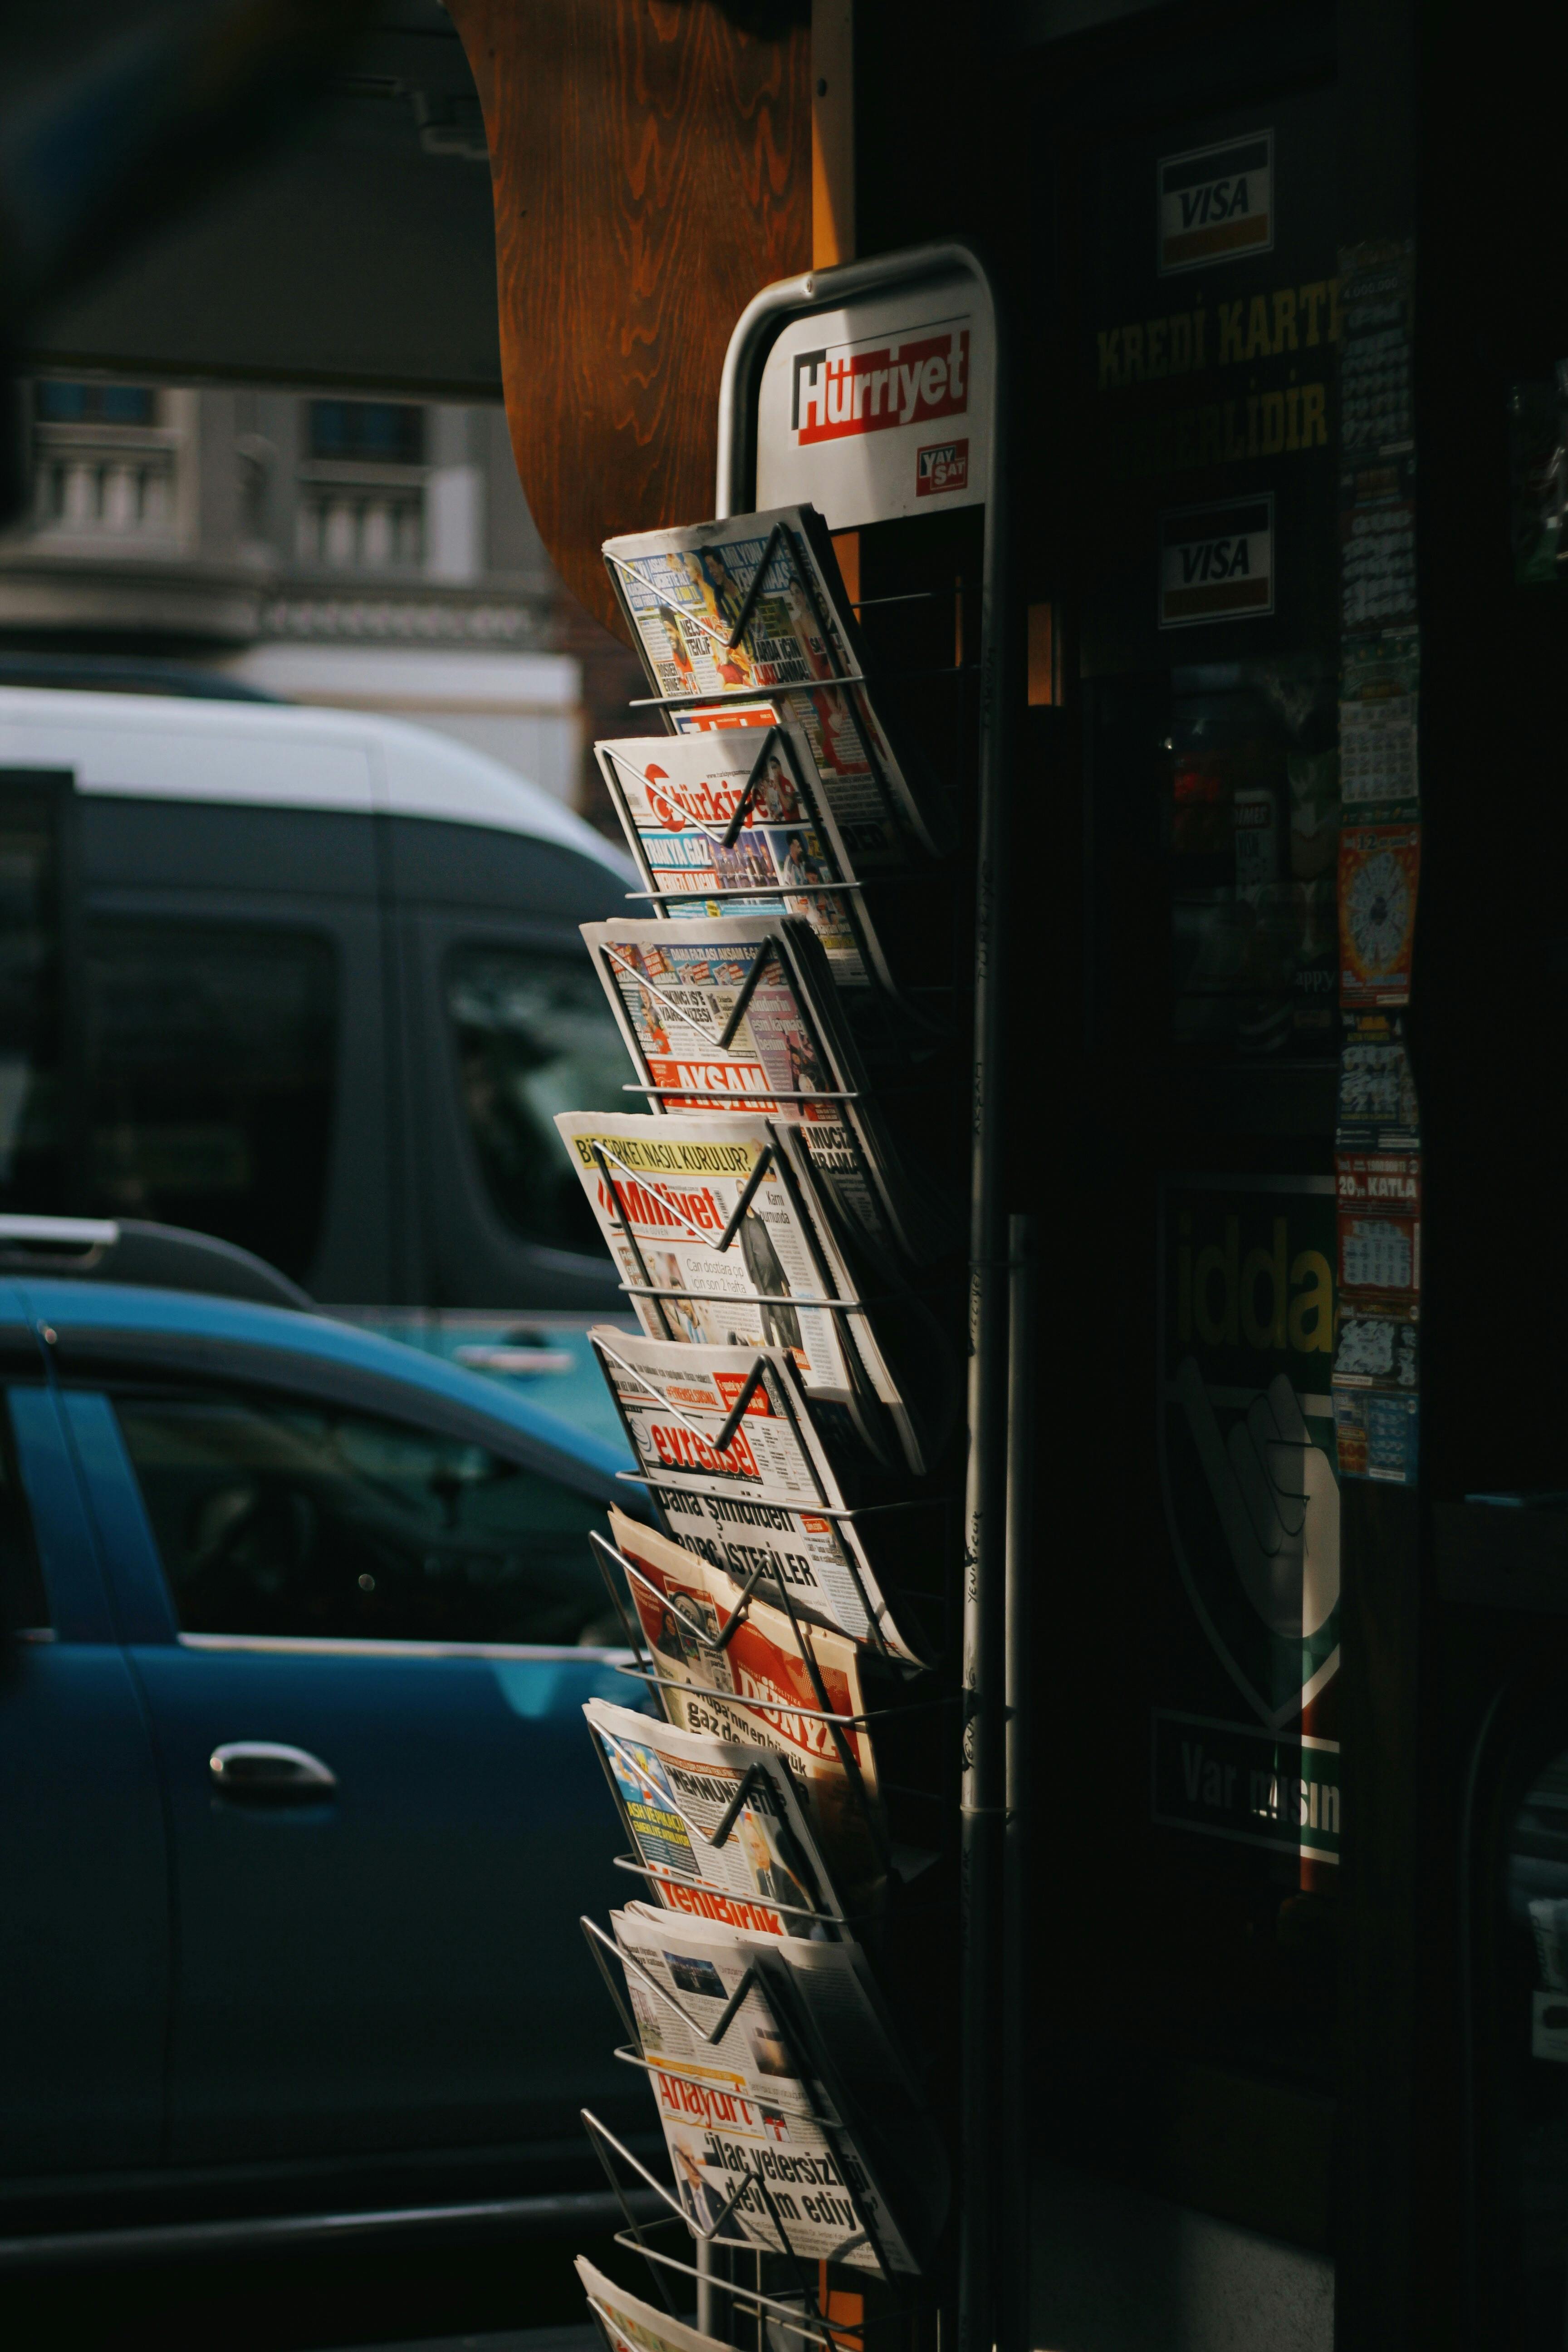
209,1742,338,1803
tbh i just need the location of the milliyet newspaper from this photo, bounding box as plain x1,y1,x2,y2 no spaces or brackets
553,1111,907,1437
602,505,946,867
594,724,889,989
576,2259,729,2352
606,1508,884,1917
610,1901,946,2277
581,911,932,1264
590,1326,923,1664
585,1695,844,1938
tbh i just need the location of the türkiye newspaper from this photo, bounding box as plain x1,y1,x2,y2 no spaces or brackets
580,911,931,1265
594,724,888,989
609,1901,946,2276
605,1508,886,1920
585,1695,844,1939
601,504,947,865
590,1326,923,1664
553,1111,926,1476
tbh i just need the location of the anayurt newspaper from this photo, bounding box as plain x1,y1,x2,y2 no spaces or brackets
605,1507,885,1916
593,724,887,988
580,911,931,1263
590,1327,923,1663
608,1901,940,2275
584,1695,844,1939
602,504,947,866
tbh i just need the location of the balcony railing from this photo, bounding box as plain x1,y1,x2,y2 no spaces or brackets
31,429,181,544
294,465,425,571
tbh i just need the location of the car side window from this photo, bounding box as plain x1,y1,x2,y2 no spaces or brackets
0,1393,49,1633
110,1383,617,1646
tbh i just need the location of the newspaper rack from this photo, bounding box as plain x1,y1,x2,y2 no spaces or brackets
566,241,1026,2352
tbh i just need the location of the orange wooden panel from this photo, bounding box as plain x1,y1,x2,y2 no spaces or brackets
449,0,811,638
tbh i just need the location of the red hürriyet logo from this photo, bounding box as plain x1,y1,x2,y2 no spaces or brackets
916,440,969,496
791,327,970,446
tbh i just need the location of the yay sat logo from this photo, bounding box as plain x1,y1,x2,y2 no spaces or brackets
1160,495,1274,628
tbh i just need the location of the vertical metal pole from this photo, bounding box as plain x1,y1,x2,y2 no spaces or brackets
1000,1213,1035,2352
958,274,1009,2352
697,2236,722,2340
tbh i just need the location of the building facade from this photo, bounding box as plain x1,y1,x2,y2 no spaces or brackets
0,379,643,823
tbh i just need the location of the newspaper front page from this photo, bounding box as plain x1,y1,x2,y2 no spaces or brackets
602,506,944,866
585,1695,843,1939
591,1327,922,1664
553,1111,904,1421
576,2259,728,2352
607,1508,884,1917
610,1902,926,2276
594,725,884,988
581,912,926,1264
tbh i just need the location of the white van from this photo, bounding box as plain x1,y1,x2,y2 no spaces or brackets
0,685,635,1317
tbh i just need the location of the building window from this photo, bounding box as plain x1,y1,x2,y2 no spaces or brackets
34,382,157,427
307,401,425,466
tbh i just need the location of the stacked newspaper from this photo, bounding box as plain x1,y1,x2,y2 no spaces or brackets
580,911,942,1266
595,724,892,990
554,1109,936,1477
602,1508,887,1921
590,1326,930,1663
602,505,949,868
585,1695,843,1940
577,2261,728,2352
605,1901,948,2277
563,503,953,2313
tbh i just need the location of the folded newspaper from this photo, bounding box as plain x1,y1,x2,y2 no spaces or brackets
608,1901,947,2276
603,1508,885,1917
577,2259,728,2352
602,505,948,866
554,1110,933,1476
594,724,893,991
585,1695,844,1939
581,911,941,1266
590,1326,928,1664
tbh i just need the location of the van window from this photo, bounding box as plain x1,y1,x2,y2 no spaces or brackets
82,921,337,1284
446,945,628,1254
0,774,68,1213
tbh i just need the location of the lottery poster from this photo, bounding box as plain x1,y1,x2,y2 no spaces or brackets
1338,823,1420,1007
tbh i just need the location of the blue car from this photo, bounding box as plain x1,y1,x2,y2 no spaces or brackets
0,1223,653,2257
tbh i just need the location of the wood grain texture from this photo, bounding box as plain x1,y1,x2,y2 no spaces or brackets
450,0,811,637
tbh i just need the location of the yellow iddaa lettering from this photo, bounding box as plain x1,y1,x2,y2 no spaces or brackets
1289,1248,1335,1353
1241,1217,1289,1350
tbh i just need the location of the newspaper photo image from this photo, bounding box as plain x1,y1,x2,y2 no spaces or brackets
608,1901,937,2276
594,724,890,989
581,912,930,1265
605,1508,885,1917
591,1327,924,1663
576,2258,729,2352
585,1695,845,1939
602,505,945,864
